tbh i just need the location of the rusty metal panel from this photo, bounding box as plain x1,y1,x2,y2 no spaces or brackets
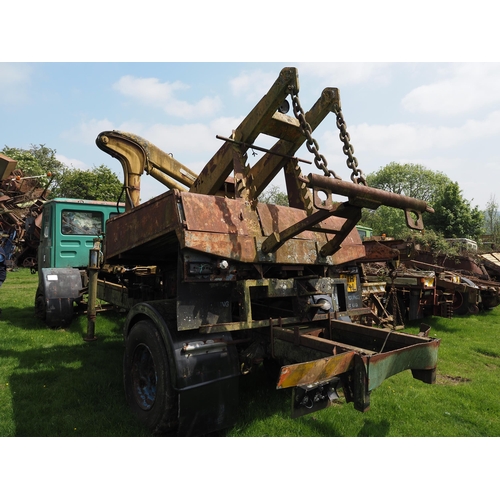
257,203,323,240
257,203,365,263
329,243,365,265
105,190,178,259
277,351,356,389
182,231,258,262
360,240,403,262
322,218,366,264
0,153,17,180
180,198,365,265
274,239,325,265
181,192,259,235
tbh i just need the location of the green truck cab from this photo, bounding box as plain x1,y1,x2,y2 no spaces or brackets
35,198,123,327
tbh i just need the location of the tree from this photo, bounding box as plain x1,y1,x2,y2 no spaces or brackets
1,144,64,190
422,182,483,240
484,195,500,245
259,185,289,206
360,162,483,240
365,162,452,202
360,205,410,239
2,144,124,202
52,164,123,201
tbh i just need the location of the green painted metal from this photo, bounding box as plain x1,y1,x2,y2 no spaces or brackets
38,198,124,270
366,341,440,392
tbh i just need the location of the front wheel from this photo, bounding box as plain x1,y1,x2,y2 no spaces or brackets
123,320,178,435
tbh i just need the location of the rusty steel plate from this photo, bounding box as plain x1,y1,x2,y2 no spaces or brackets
181,192,260,236
277,351,356,389
105,190,178,259
182,231,258,262
257,203,320,240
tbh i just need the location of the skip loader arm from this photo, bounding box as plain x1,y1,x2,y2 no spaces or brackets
189,67,301,197
96,130,198,210
186,67,434,258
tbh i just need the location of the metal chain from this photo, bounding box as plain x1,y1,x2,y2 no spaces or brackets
333,104,367,185
289,85,367,185
290,87,341,180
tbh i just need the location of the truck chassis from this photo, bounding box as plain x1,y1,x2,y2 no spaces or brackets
36,67,440,436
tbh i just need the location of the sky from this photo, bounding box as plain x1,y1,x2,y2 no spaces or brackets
1,2,500,213
1,60,499,210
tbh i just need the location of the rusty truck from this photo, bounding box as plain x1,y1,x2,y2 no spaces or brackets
35,67,440,436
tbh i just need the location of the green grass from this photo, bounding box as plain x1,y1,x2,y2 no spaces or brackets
0,268,149,437
1,268,500,437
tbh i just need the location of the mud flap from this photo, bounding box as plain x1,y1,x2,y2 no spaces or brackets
39,268,83,328
177,376,240,436
172,330,241,436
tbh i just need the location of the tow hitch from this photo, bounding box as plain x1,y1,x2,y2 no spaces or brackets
292,377,341,418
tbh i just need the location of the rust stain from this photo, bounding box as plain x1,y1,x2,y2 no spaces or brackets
277,351,355,389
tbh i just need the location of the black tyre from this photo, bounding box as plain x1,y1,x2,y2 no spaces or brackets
35,287,46,321
123,320,178,435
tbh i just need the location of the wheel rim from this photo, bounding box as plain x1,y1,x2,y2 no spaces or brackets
453,291,464,310
131,343,157,411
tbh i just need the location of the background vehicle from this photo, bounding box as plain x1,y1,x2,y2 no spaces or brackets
35,198,123,327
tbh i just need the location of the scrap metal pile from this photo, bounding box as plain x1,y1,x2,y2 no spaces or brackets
0,153,48,270
354,236,500,328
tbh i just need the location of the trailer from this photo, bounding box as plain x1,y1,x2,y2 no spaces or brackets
35,67,440,436
358,238,500,319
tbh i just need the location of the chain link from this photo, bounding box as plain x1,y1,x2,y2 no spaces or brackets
290,89,341,180
334,105,367,185
290,85,367,185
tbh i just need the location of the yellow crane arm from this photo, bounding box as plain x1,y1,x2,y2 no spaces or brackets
96,130,197,210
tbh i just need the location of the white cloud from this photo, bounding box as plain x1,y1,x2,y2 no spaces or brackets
142,123,216,154
229,70,277,101
60,114,246,172
137,115,246,156
113,75,222,119
298,62,393,86
324,109,500,157
60,118,115,144
0,63,33,104
402,63,500,116
55,154,89,170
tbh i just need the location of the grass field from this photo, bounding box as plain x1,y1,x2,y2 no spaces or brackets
1,268,500,437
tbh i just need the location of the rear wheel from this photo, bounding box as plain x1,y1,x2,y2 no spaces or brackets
123,320,178,435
